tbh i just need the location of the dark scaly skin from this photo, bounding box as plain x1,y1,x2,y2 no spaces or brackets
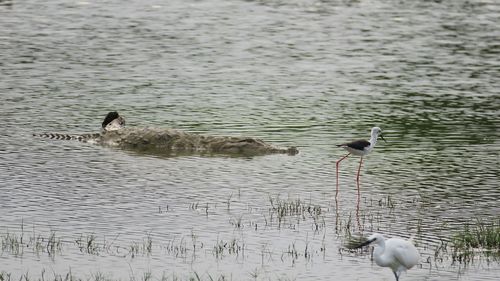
35,127,298,156
98,127,298,156
34,132,101,142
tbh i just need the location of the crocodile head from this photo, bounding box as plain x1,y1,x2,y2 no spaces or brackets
102,111,126,132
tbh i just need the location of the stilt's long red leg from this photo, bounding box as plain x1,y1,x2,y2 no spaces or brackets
356,194,362,231
356,157,363,198
336,153,351,200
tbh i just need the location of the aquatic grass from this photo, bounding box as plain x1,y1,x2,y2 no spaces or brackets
226,193,233,211
427,218,500,266
46,231,62,257
159,232,204,262
269,195,322,218
282,241,299,264
2,193,498,277
268,195,323,230
337,195,427,257
76,234,99,255
450,219,500,264
341,195,419,237
281,241,311,265
129,233,153,258
432,237,449,265
0,270,234,281
229,215,243,229
188,202,211,217
75,233,125,256
1,228,61,257
160,272,232,281
90,272,112,281
452,220,500,249
280,232,320,266
335,212,354,238
213,237,245,259
378,195,396,209
163,237,189,258
1,225,157,259
0,270,80,281
1,231,23,255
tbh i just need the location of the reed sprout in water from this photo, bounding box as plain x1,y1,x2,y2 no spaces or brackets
2,194,499,281
0,270,234,281
450,219,500,264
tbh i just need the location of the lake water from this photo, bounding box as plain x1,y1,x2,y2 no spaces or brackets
1,0,499,280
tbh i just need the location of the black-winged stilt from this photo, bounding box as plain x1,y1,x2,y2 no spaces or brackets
335,127,386,199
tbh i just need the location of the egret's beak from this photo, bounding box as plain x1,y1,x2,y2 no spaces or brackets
347,235,376,249
353,237,376,249
380,134,387,143
345,236,377,249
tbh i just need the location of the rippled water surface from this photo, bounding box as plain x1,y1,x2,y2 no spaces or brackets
1,0,499,280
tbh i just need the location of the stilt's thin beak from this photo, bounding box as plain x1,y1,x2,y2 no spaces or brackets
380,134,387,143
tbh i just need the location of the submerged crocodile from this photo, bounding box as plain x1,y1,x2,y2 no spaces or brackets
34,112,299,156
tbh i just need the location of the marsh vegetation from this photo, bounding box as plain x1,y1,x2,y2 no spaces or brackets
2,193,498,280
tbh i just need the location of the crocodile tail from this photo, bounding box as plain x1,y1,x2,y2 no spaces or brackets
33,133,100,142
34,132,74,140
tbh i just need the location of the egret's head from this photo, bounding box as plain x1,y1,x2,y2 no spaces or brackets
356,233,385,248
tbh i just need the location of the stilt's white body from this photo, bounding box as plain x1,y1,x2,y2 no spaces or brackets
338,127,382,156
335,127,384,199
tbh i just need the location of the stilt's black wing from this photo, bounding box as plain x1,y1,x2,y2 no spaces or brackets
337,140,370,150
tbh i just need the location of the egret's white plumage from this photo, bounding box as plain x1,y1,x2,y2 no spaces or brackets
359,233,420,281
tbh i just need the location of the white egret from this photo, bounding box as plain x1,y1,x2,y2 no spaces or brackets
357,233,420,281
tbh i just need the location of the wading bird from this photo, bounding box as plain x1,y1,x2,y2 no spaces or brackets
336,127,385,199
356,233,420,281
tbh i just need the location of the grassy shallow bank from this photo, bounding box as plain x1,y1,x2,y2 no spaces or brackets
1,195,499,281
0,270,239,281
449,219,500,264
